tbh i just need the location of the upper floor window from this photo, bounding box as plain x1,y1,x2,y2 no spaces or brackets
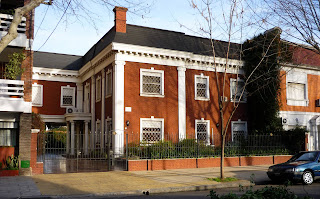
195,118,210,144
286,70,308,106
140,117,164,143
140,68,164,97
230,78,246,102
61,85,75,107
195,74,209,101
96,76,101,102
0,121,18,147
106,70,112,98
32,83,43,107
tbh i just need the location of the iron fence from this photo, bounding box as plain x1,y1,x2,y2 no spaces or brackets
126,133,301,160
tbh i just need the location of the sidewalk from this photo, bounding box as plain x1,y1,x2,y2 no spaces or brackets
0,165,270,198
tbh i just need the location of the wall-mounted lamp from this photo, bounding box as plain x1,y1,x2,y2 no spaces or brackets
126,120,130,127
216,123,219,127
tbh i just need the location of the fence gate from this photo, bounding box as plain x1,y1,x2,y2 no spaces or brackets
37,131,127,174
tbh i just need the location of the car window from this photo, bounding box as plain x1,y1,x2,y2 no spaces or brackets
288,152,318,162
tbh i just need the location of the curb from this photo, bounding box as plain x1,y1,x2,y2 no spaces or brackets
42,180,253,198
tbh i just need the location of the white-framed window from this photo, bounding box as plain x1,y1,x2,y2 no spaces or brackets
60,85,76,107
140,68,164,97
32,83,43,107
286,70,308,106
195,74,209,100
231,120,247,142
106,70,112,98
195,118,210,144
140,117,164,143
84,83,90,113
0,121,18,146
230,78,246,102
96,76,101,102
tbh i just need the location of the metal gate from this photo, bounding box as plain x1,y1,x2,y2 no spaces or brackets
37,131,127,174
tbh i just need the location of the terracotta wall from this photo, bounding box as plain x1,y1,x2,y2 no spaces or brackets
32,80,77,115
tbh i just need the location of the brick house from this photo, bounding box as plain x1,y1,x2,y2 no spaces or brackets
0,0,34,175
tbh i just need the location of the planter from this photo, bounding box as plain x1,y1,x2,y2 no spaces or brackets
0,169,19,177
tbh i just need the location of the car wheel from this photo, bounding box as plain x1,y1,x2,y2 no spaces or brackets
302,171,313,185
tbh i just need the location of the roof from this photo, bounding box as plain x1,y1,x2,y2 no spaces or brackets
33,51,83,70
82,24,241,66
35,24,241,70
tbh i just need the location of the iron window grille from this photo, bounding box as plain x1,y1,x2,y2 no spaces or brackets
32,83,43,107
195,74,209,100
230,78,246,102
195,119,210,144
61,86,75,107
140,68,164,97
140,118,164,143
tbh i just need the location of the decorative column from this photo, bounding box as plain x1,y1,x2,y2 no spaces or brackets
76,83,83,110
70,121,75,155
177,66,186,140
91,76,96,150
66,122,70,154
101,69,106,152
84,120,89,155
113,60,125,155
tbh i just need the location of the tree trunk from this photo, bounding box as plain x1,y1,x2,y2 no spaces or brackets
220,133,225,179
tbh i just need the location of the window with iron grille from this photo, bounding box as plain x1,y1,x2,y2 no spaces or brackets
140,68,164,97
195,74,209,100
0,122,18,146
230,78,246,102
231,121,247,142
32,83,43,107
195,119,210,144
96,76,101,102
60,86,75,107
140,118,164,143
106,70,112,97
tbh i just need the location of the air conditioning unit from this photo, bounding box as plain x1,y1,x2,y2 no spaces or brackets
316,99,320,107
282,117,287,125
66,107,81,114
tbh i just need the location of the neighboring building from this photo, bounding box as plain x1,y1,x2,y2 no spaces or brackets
0,0,34,175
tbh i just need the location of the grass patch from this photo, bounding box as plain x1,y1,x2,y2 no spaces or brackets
207,177,238,182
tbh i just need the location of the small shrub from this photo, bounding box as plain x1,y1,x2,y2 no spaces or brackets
207,177,238,182
4,155,19,170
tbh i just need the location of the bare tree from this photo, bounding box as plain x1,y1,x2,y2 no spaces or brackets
255,0,320,54
0,0,152,54
190,0,282,179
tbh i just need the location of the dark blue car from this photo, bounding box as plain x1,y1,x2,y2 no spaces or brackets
267,151,320,185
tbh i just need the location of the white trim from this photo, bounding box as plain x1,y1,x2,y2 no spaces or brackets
231,120,247,141
40,114,65,123
140,117,164,142
96,76,102,102
195,118,210,145
33,67,80,83
140,68,165,97
32,83,43,107
60,85,76,108
230,78,247,103
194,74,210,101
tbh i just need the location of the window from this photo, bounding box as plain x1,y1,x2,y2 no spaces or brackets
195,119,210,144
106,70,112,97
195,74,209,100
96,76,101,102
140,117,164,142
230,78,246,102
286,70,308,106
32,83,43,107
84,83,90,113
140,68,164,97
231,120,247,142
0,122,17,146
61,86,75,107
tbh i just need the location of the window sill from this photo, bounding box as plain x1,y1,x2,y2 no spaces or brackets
61,105,74,108
105,94,112,98
140,93,165,98
32,104,43,107
195,97,210,101
230,100,247,103
287,99,309,107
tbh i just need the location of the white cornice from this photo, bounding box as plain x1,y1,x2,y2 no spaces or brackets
33,67,80,83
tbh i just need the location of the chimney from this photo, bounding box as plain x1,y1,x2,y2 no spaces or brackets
113,6,128,33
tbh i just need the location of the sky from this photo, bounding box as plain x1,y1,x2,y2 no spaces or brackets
32,0,269,56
